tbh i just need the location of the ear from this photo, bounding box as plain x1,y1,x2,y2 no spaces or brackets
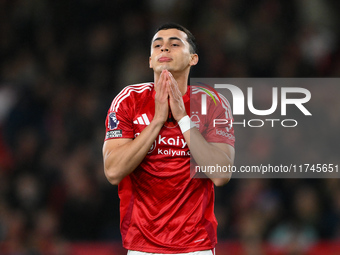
149,56,153,69
189,54,199,66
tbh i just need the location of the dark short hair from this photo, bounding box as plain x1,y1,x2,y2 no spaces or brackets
154,23,198,54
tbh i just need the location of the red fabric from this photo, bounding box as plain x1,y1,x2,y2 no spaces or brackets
67,241,340,255
105,83,235,253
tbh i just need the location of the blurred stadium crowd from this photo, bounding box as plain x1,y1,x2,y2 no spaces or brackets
0,0,340,254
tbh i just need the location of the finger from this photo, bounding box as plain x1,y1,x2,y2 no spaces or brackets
156,69,167,90
158,72,169,99
155,71,163,92
161,72,171,100
166,77,176,101
168,72,182,99
168,72,180,95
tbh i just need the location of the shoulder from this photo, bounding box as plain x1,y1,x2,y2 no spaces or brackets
191,85,219,98
110,82,154,112
117,82,154,98
190,85,230,107
190,85,233,119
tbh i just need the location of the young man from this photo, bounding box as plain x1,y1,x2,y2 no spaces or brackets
103,23,235,254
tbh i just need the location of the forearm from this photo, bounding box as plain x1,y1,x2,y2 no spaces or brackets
103,120,163,185
167,71,234,185
183,127,234,185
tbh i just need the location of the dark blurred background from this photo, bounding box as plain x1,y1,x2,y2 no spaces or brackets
0,0,340,254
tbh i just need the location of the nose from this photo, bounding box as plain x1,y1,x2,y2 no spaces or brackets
161,45,169,52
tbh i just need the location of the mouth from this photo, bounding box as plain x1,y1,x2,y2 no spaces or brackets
158,57,172,62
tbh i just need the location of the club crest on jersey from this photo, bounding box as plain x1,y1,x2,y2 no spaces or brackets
191,111,200,128
108,112,119,130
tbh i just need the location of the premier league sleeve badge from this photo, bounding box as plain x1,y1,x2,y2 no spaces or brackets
108,112,119,130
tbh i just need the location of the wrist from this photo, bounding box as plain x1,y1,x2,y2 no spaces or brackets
178,115,194,134
151,118,165,128
150,116,166,129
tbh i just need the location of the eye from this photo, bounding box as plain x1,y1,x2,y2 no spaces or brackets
154,44,161,48
172,43,179,47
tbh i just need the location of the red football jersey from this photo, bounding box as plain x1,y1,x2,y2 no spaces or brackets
105,83,235,253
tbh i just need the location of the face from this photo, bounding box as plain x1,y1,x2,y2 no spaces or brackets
149,28,198,74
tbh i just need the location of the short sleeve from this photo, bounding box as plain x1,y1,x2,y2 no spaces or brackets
104,88,134,140
203,93,235,147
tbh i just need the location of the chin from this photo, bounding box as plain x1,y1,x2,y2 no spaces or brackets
155,64,173,72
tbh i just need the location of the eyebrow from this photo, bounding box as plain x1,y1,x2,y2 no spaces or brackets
152,36,183,43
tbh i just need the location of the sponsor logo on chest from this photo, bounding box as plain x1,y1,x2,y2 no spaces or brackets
134,133,188,156
157,134,187,148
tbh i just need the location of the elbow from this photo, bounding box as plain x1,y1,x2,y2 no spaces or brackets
104,167,123,185
108,177,121,186
211,172,232,186
212,177,230,187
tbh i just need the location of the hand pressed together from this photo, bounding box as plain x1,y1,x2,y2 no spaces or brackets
167,71,187,122
153,70,170,125
153,69,187,125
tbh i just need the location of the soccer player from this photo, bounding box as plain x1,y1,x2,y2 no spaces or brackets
103,23,235,254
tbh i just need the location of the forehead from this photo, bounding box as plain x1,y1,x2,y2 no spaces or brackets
152,28,188,42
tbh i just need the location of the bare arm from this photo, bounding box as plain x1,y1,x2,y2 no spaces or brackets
103,121,163,185
103,70,169,185
167,71,234,186
182,128,235,186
